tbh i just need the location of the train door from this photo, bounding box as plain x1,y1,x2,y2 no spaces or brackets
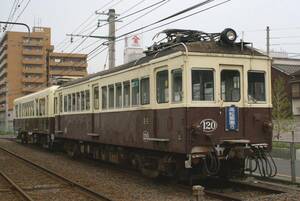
55,93,62,132
92,84,100,135
220,65,245,139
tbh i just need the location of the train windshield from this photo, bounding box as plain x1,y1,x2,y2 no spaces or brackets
192,69,214,101
221,70,240,102
248,72,266,102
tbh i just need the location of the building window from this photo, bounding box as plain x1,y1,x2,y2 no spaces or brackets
132,79,139,106
172,69,183,102
93,86,99,110
85,90,90,110
192,69,214,101
221,70,240,102
248,72,266,102
116,83,122,108
123,81,130,108
141,77,150,105
156,70,169,103
81,91,85,111
108,85,114,109
102,86,107,110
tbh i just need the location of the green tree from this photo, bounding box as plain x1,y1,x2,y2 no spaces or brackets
272,77,295,140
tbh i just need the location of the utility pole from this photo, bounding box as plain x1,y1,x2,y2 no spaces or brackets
68,9,119,69
266,26,270,56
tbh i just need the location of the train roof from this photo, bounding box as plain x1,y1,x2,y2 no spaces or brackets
14,86,59,104
61,40,266,88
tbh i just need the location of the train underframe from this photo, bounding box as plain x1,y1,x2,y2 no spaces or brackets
16,131,276,180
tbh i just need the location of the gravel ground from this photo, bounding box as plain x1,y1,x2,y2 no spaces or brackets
0,140,198,201
0,139,299,201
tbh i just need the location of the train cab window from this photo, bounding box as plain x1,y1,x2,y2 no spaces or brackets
63,96,67,112
248,72,266,102
123,81,130,108
81,91,85,111
132,79,139,106
93,86,99,110
15,105,19,118
192,70,214,101
102,86,107,110
67,94,71,112
172,69,183,102
141,78,150,105
116,83,122,108
221,70,240,102
76,92,80,111
156,70,169,103
86,90,90,110
72,93,76,111
35,99,39,116
108,85,114,109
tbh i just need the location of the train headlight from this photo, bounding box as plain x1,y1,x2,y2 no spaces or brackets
221,28,237,44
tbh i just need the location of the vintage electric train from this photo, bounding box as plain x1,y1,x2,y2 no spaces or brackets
13,28,276,179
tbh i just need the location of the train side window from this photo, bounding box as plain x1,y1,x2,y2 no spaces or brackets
81,91,85,111
248,72,266,102
157,70,169,103
123,81,130,108
192,70,214,101
102,86,107,110
116,83,122,108
59,94,62,113
76,92,81,111
221,70,240,102
15,105,19,118
86,90,90,110
67,94,71,112
93,86,99,110
35,99,39,116
54,97,58,114
141,77,150,105
72,93,76,111
39,98,46,116
172,69,183,103
108,85,115,109
132,79,139,106
63,96,67,112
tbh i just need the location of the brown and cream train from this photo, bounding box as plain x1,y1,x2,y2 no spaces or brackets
13,29,276,179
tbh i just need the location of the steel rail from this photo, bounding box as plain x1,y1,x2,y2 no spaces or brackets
204,189,243,201
0,170,34,201
0,146,112,201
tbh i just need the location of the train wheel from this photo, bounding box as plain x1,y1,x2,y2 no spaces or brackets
65,142,79,158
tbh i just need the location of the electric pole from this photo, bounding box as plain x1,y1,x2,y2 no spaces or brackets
67,9,119,69
266,26,270,56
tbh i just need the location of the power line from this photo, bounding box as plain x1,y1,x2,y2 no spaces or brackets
119,0,146,15
9,0,31,30
4,0,18,31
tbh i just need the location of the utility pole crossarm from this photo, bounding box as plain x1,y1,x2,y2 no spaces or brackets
66,34,113,40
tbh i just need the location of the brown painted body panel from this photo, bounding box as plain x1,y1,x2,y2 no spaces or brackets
49,107,272,154
14,117,54,135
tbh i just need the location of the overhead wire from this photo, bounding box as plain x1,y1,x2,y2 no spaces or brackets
9,0,31,30
3,0,18,31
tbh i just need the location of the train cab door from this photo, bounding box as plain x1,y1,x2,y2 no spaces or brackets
55,93,62,133
220,65,245,139
91,84,100,135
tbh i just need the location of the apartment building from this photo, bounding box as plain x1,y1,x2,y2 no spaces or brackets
0,27,87,131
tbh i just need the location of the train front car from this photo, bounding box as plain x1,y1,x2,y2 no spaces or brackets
176,29,274,178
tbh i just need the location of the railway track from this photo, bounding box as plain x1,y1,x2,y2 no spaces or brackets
202,179,288,201
0,145,112,201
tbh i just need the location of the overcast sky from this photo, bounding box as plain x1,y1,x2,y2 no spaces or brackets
1,0,300,73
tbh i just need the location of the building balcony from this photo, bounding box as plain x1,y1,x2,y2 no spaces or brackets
23,41,44,47
22,77,45,83
22,59,44,65
23,67,44,74
49,69,86,77
0,78,7,86
0,58,7,67
22,49,44,56
22,86,44,93
49,61,87,68
0,97,6,104
0,68,6,78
